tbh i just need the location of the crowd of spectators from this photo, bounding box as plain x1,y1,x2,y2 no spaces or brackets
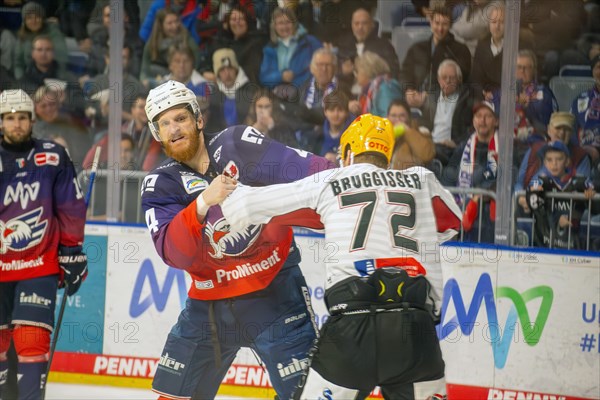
0,0,598,249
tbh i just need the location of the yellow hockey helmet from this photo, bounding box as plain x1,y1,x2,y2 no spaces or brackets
339,114,395,164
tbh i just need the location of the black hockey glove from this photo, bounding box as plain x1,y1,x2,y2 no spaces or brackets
58,246,88,296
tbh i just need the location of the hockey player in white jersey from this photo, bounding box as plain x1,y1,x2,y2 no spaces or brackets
221,114,462,400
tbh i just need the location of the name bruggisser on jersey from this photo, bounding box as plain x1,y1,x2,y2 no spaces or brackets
329,170,423,195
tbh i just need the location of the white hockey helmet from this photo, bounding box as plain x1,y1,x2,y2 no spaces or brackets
145,80,200,141
0,89,35,121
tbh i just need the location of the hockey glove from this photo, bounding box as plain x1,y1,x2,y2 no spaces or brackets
58,246,88,296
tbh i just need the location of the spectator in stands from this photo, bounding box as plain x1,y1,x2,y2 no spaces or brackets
246,87,299,148
83,93,166,172
318,91,354,162
20,36,68,90
517,111,592,213
87,2,143,78
259,7,322,95
161,43,210,97
571,54,600,163
348,51,402,118
139,0,203,44
140,8,202,88
20,35,85,118
443,101,499,243
387,98,436,170
124,94,166,171
207,48,256,130
491,49,558,143
13,1,68,80
32,85,92,168
260,0,320,41
450,0,497,56
526,141,596,249
287,48,351,131
198,5,266,83
422,59,476,165
336,7,401,85
400,5,471,111
85,45,146,120
471,1,504,96
313,0,377,47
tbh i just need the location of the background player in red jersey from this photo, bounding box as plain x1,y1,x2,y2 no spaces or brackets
141,81,333,399
0,89,87,399
222,114,462,400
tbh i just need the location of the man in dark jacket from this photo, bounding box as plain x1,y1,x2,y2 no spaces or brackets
399,6,471,110
336,7,401,83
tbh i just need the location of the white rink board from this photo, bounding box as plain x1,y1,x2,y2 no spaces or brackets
97,227,599,397
439,244,600,398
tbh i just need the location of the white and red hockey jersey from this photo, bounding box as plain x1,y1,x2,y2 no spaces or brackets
221,164,462,296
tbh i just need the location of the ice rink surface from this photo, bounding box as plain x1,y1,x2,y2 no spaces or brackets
45,382,249,400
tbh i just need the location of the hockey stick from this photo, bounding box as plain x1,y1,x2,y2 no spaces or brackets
42,146,102,399
85,146,103,208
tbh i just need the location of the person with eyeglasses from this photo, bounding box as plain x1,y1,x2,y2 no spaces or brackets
489,49,558,143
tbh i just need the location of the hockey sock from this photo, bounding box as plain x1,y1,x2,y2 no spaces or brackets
0,358,7,398
0,328,11,398
17,361,47,400
13,325,50,400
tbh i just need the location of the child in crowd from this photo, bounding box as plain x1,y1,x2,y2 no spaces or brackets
526,141,596,249
318,91,353,162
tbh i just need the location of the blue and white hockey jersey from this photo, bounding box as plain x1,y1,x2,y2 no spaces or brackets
141,125,333,300
0,137,86,282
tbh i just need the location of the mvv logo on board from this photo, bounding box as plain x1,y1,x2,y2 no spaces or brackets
437,273,553,369
129,259,187,318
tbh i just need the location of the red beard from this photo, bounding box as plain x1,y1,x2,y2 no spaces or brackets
163,131,201,163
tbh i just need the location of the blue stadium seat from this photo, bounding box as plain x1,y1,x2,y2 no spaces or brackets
0,6,22,31
559,64,592,77
67,51,90,77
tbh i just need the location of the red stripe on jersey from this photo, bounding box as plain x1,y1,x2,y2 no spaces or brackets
375,257,427,276
431,196,461,233
271,208,324,229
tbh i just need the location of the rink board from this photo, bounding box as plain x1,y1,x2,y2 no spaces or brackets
49,224,600,399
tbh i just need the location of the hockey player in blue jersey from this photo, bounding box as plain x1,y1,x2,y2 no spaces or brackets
140,80,333,399
0,89,87,399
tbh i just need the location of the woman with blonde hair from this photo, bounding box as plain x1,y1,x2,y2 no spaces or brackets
349,51,403,118
259,7,322,96
140,8,201,87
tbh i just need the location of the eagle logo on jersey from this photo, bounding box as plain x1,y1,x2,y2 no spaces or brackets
0,207,48,254
204,207,262,259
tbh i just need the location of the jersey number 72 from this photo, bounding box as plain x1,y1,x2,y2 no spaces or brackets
340,190,418,252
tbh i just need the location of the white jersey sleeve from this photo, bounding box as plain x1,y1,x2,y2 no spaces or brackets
221,168,339,231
